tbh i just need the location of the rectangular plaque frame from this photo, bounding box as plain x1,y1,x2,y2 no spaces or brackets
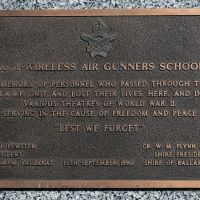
1,9,200,188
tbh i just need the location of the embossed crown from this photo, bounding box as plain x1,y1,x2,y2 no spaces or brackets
93,19,107,36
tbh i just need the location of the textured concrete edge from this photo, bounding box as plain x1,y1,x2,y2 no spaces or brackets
0,190,200,199
0,0,200,10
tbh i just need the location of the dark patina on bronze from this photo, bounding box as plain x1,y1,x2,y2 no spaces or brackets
1,9,200,188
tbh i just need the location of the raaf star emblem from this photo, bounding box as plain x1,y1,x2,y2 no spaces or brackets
81,19,117,58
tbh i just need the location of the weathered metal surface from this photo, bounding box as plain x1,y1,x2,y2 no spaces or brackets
0,10,200,188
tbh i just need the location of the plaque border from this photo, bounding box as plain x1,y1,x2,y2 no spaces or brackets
0,8,200,188
1,180,200,188
0,8,200,16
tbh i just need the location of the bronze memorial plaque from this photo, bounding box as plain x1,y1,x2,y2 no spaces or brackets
1,9,200,188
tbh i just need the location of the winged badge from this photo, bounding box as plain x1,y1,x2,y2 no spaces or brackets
81,19,117,58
